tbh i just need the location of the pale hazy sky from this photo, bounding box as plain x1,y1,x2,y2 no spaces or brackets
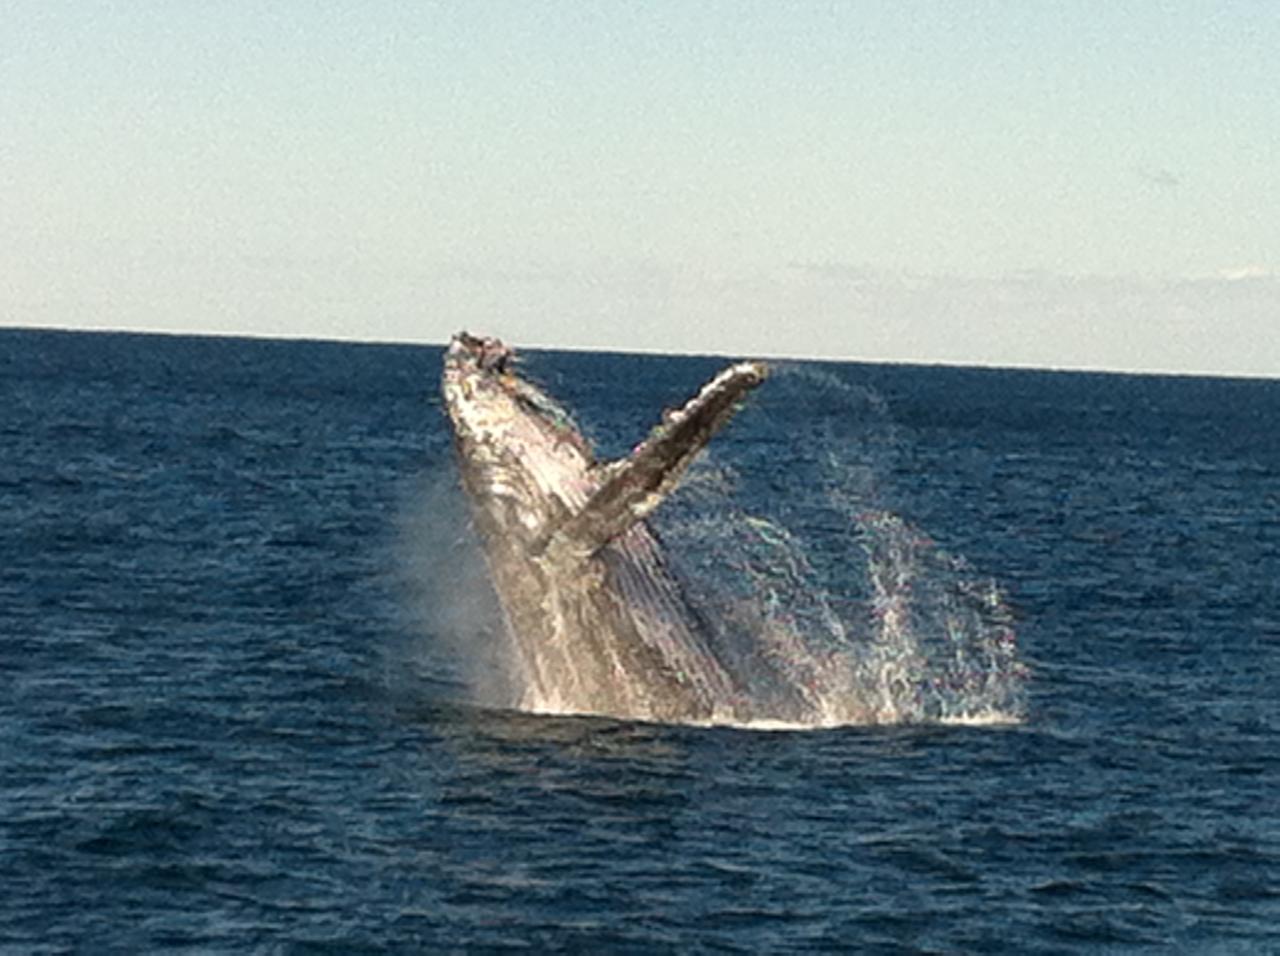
3,2,1277,375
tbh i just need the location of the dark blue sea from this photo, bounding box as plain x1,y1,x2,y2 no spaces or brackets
3,328,1277,953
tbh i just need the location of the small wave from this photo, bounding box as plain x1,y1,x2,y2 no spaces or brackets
700,710,1025,733
938,710,1025,727
502,702,1023,733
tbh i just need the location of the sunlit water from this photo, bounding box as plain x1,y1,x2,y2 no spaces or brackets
3,330,1278,952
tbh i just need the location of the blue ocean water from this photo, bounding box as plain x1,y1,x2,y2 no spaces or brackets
2,328,1277,953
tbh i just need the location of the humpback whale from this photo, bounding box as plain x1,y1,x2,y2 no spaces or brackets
442,332,767,722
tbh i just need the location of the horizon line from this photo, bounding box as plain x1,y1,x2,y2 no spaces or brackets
4,321,1277,383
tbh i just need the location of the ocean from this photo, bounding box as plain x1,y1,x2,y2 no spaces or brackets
2,328,1277,953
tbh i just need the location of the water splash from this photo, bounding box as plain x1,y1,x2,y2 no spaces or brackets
650,364,1028,727
392,471,519,708
652,471,1026,726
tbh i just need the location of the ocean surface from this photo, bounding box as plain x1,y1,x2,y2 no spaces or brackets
2,328,1277,953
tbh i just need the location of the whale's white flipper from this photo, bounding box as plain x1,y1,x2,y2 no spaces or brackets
534,361,767,561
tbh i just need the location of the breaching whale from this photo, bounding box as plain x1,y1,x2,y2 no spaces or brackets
441,332,767,722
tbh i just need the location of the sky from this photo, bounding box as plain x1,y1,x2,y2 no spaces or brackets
3,2,1277,375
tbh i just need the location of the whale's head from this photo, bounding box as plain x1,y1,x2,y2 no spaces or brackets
442,332,523,446
442,332,595,495
445,331,515,377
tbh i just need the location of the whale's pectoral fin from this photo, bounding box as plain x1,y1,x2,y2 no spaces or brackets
534,360,767,560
